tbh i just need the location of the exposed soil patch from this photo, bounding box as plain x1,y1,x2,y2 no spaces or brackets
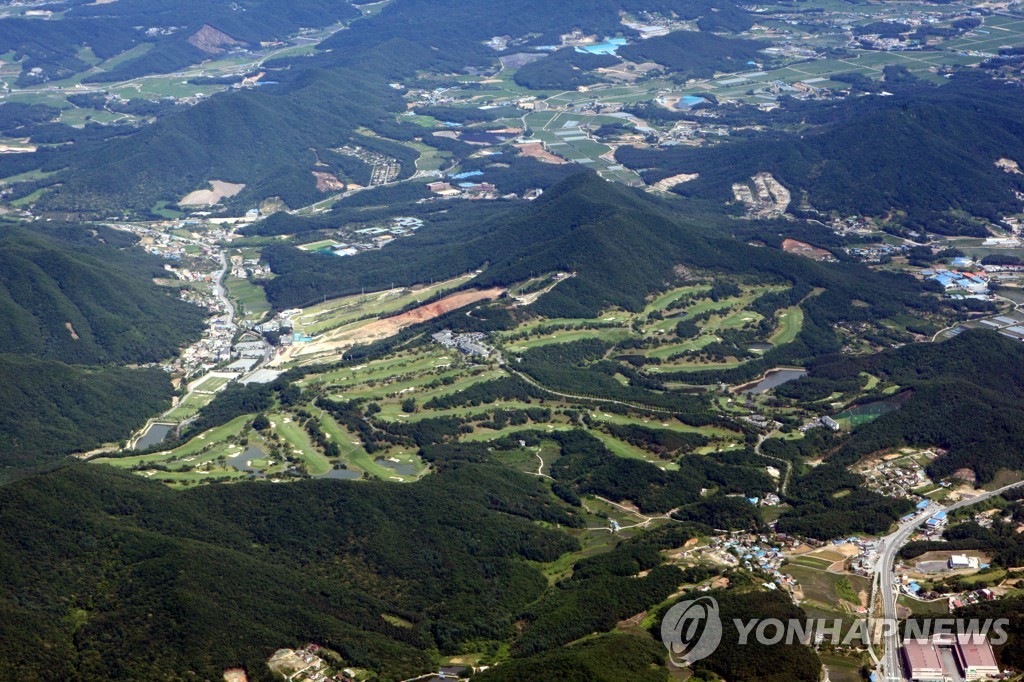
782,238,832,261
287,288,505,361
180,180,245,206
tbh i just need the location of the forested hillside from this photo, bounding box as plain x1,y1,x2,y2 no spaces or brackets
794,331,1024,483
0,223,205,363
0,0,358,86
0,357,174,477
616,75,1024,228
0,463,578,681
260,173,932,318
0,222,205,473
618,30,765,79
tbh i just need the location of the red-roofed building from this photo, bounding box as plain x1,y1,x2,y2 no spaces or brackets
903,639,945,682
954,633,1000,680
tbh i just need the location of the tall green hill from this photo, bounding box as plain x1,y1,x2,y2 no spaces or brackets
0,222,205,473
0,462,577,680
0,223,205,364
616,76,1024,228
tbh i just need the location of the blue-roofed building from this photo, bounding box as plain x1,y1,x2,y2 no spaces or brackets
952,257,973,267
916,500,930,509
450,170,484,180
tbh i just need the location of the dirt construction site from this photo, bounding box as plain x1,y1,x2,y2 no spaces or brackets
273,287,505,366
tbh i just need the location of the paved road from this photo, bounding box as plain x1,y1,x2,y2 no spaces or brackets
212,251,235,326
875,480,1024,681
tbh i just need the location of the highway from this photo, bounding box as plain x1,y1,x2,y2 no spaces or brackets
875,480,1024,681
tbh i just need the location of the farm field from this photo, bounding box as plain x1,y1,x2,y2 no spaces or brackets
226,276,272,322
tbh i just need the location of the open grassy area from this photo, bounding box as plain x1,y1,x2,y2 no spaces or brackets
290,275,473,336
271,413,332,476
819,653,867,682
193,375,232,393
164,391,216,421
504,326,630,351
225,277,272,322
317,412,424,481
93,415,252,469
786,565,868,612
770,307,804,345
789,555,837,570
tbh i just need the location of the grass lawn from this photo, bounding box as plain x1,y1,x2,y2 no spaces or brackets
770,307,804,345
317,412,425,480
505,327,630,351
272,413,332,476
164,391,216,421
193,375,231,393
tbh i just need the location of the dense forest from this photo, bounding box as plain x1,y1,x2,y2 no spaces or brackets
0,222,205,364
791,331,1024,483
618,30,765,79
0,356,174,476
0,221,204,474
0,463,579,681
513,48,618,90
654,589,821,681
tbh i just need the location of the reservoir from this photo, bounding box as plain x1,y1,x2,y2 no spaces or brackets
135,423,173,450
739,368,807,394
319,467,361,480
676,95,707,109
227,445,268,473
374,458,419,476
576,37,627,55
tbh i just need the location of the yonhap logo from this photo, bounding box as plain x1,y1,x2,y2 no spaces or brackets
661,596,723,666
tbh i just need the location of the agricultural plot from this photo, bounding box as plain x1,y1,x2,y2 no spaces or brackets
786,565,869,612
225,277,272,322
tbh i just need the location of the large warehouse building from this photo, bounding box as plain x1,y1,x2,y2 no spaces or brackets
902,634,1001,682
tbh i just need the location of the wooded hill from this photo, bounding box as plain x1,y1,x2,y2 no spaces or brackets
616,75,1024,230
0,0,357,86
260,172,933,319
794,330,1024,483
0,223,205,364
0,357,174,478
617,30,766,80
0,222,205,475
0,462,579,681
